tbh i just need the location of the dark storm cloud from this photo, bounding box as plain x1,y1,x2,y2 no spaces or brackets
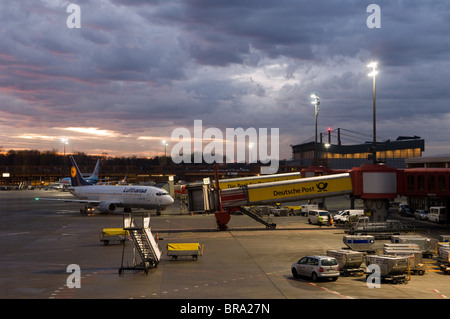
0,0,449,157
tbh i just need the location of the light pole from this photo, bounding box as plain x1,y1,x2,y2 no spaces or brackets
61,138,68,173
162,140,168,157
61,138,68,159
311,93,320,165
367,61,378,164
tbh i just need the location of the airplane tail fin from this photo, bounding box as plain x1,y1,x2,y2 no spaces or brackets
69,155,93,187
87,159,101,183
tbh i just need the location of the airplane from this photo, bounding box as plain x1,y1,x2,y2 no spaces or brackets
36,155,174,214
58,158,101,186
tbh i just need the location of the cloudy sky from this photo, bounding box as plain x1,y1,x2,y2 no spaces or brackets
1,0,449,161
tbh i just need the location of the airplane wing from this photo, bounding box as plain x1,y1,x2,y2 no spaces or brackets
34,197,125,207
34,197,101,205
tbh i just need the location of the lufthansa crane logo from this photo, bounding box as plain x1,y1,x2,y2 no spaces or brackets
316,182,328,192
70,166,77,178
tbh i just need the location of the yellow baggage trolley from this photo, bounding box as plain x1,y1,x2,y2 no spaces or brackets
99,228,129,245
167,243,203,261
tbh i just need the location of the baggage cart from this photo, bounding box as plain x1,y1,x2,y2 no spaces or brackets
167,243,203,261
346,217,415,239
327,249,365,276
343,235,375,252
436,243,450,274
365,255,409,284
383,246,426,276
390,235,435,258
99,228,129,245
439,235,450,243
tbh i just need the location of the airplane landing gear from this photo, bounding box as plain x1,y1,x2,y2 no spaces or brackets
80,204,95,214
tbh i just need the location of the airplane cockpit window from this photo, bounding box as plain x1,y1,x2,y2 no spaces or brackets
156,192,169,196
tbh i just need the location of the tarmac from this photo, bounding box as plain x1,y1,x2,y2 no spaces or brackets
1,189,450,307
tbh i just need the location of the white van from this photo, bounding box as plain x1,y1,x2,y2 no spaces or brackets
300,204,319,216
308,210,331,225
428,207,447,224
333,209,365,224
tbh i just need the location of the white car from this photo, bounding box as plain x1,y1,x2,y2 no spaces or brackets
291,256,340,282
414,209,428,221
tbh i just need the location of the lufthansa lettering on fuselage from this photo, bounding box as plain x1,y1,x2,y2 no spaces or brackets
123,187,147,194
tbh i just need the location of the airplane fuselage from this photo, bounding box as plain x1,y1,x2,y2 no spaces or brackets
71,185,174,210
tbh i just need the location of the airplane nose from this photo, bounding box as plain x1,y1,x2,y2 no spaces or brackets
165,195,174,206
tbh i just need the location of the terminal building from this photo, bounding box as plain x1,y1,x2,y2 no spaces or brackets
405,154,450,168
290,128,425,169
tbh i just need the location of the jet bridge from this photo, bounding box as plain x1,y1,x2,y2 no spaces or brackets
188,164,402,230
221,173,353,208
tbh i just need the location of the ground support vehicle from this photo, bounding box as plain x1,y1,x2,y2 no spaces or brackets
383,244,426,276
308,210,333,226
326,250,365,276
343,235,376,253
365,255,409,284
428,206,447,224
270,207,289,216
300,204,319,216
119,213,162,275
390,235,435,258
436,243,450,274
333,210,365,224
346,217,416,239
167,243,203,261
284,205,302,216
99,228,129,245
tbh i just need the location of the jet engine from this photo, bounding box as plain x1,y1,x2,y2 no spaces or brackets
98,202,117,213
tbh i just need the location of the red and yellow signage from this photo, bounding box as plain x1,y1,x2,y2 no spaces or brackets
247,174,353,203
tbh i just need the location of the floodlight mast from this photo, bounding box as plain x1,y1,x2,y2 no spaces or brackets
367,61,378,164
311,93,320,164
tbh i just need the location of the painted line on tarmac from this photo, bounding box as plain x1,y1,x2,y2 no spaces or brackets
431,289,448,299
307,282,353,299
159,274,265,296
0,232,30,237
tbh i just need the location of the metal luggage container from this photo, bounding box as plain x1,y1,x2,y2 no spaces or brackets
390,235,435,258
327,249,365,276
384,243,421,252
383,247,426,276
441,249,450,262
436,244,450,274
365,255,409,284
343,235,375,252
439,235,450,243
437,243,450,262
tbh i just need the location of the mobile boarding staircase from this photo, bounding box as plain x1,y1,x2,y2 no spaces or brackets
239,206,277,229
119,212,162,275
